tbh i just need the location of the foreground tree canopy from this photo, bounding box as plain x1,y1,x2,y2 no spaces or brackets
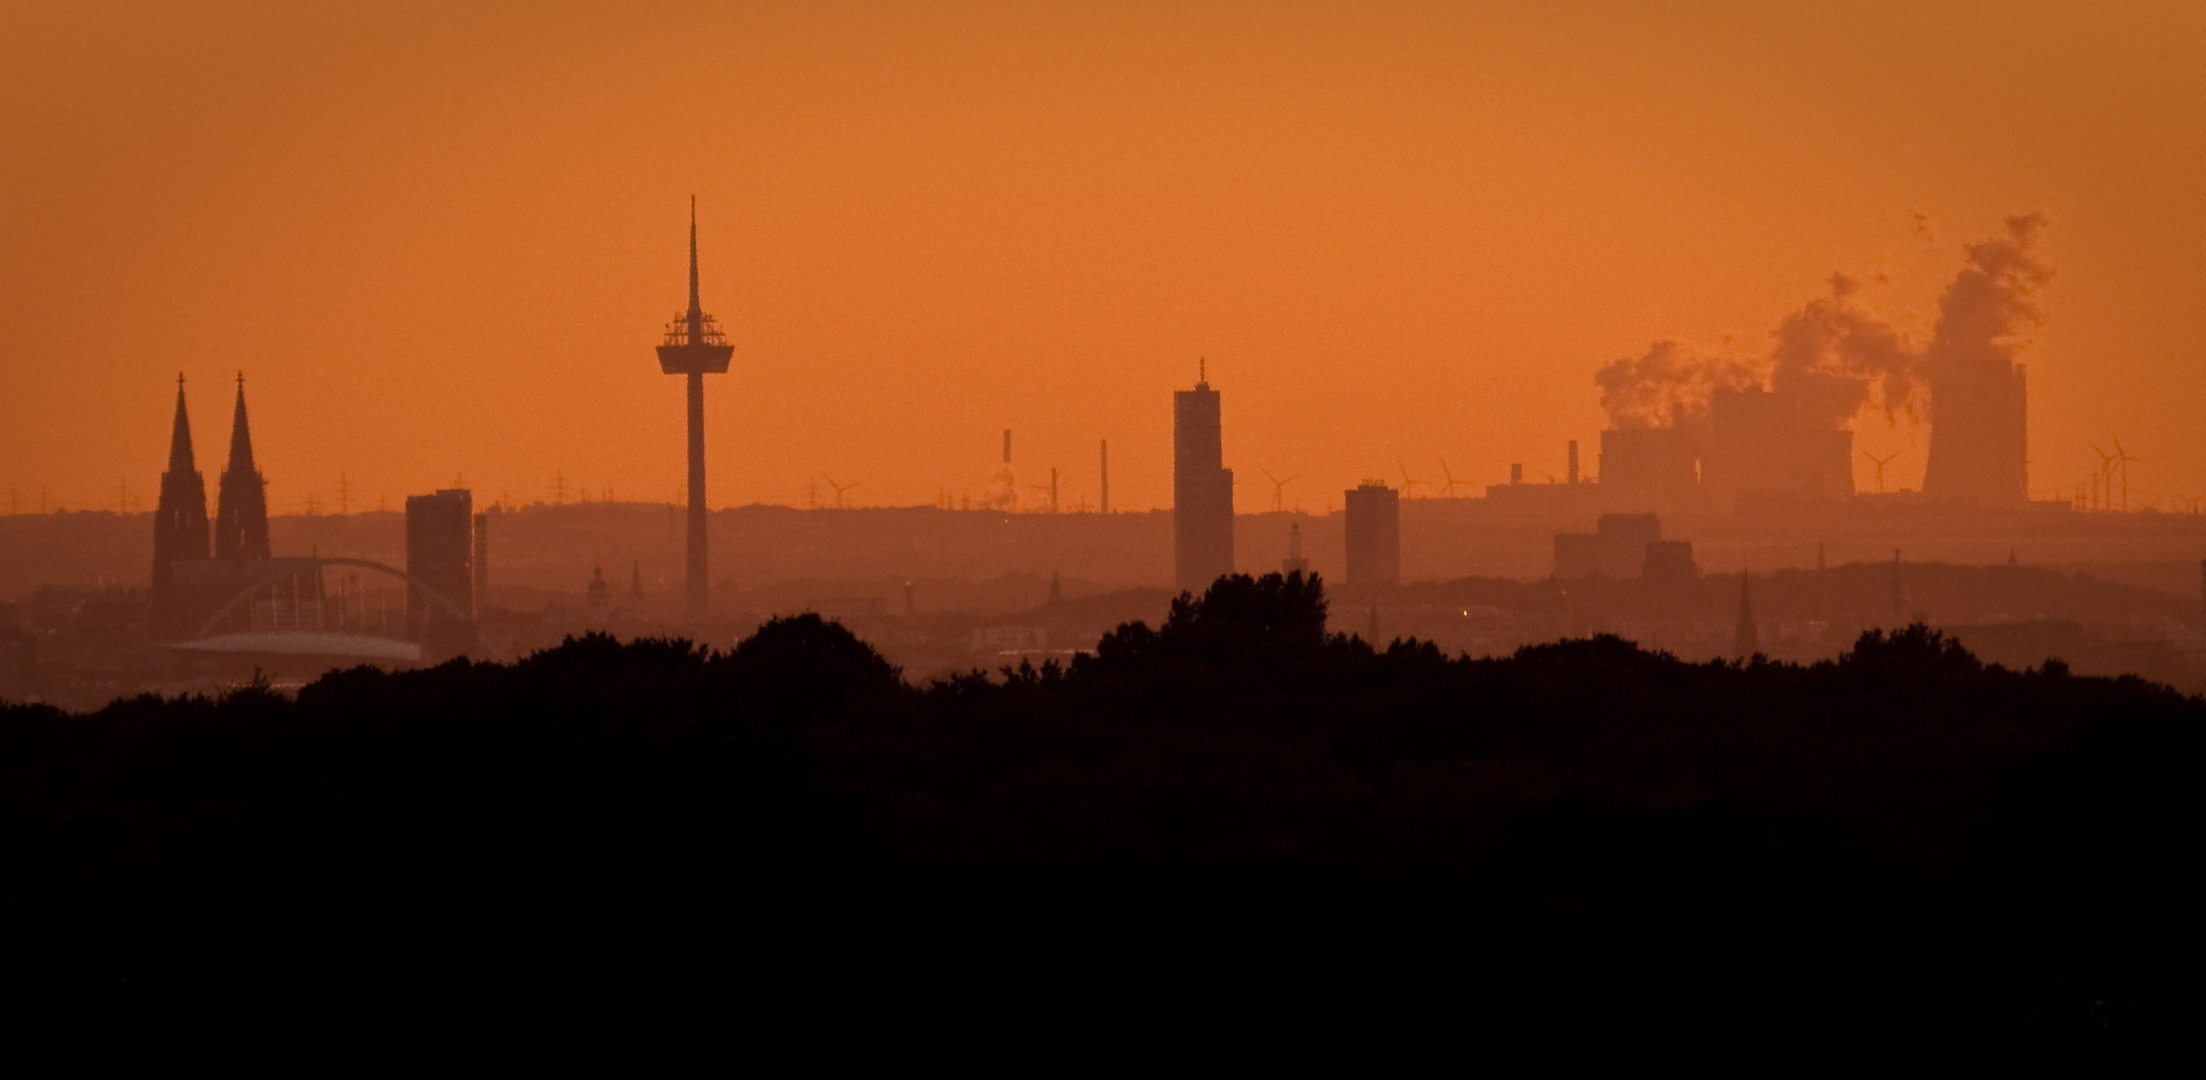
2,571,2199,1040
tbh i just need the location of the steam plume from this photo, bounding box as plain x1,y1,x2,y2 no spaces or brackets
1923,214,2051,384
1769,273,1918,430
1594,341,1757,430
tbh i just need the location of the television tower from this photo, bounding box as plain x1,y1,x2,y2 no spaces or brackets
654,197,736,617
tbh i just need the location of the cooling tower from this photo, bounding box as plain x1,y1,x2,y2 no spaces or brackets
1923,362,2028,507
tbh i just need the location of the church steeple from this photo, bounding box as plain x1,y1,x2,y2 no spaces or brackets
225,372,256,473
151,374,211,638
167,374,197,473
1734,571,1760,659
213,372,270,561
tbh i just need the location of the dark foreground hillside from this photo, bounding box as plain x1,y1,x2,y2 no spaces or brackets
2,572,2199,1042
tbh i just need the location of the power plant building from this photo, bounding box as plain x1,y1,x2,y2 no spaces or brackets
1701,387,1853,510
1597,429,1699,514
1343,482,1401,587
1173,373,1234,591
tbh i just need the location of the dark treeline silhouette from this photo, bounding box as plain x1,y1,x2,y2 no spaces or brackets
2,571,2199,1041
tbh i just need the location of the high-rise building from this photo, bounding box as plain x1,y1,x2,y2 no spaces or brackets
1173,371,1233,591
654,198,737,618
151,375,210,638
405,489,475,639
213,375,270,561
1343,482,1400,587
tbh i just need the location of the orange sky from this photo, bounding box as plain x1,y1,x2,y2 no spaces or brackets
4,1,2203,516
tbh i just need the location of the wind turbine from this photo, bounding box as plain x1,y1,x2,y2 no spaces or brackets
2089,444,2116,510
1396,459,1425,499
1258,467,1301,512
824,475,860,509
1437,459,1467,498
1861,448,1898,494
2111,438,2141,512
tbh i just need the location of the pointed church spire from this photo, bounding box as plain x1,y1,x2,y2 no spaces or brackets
226,372,256,472
152,374,211,636
1734,570,1759,658
167,373,196,472
214,372,270,561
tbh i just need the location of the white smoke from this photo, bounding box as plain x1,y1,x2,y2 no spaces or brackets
1923,214,2051,383
1594,341,1758,430
1769,273,1919,430
1597,217,2049,433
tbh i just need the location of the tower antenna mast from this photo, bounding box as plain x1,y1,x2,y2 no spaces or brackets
654,196,736,617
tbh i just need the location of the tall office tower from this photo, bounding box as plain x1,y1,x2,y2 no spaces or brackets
1344,482,1401,587
406,489,475,639
151,375,210,638
1173,370,1234,591
654,198,736,617
213,374,270,561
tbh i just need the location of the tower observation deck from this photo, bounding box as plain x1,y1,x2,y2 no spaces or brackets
655,197,737,617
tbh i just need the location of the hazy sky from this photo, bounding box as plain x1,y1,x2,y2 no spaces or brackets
5,1,2203,514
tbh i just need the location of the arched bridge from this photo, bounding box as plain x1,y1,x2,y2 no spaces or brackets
191,557,471,643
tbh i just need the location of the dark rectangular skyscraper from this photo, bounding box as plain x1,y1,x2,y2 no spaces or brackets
405,489,475,637
1173,375,1233,591
1344,482,1400,587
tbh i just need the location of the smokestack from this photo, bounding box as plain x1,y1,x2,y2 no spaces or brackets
1100,439,1109,515
1510,463,1523,486
1003,429,1012,464
1567,441,1579,485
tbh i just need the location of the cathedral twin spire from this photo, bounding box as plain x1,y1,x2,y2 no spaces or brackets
157,373,269,568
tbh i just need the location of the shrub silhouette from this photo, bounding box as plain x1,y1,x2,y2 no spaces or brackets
0,575,2198,1040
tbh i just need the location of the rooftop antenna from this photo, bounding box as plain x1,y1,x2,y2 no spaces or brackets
1258,467,1300,512
1396,459,1424,499
1437,459,1466,498
1861,449,1898,494
824,475,859,509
